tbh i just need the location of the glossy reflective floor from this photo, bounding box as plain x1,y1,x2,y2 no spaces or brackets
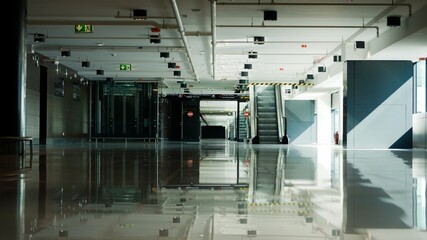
0,140,426,239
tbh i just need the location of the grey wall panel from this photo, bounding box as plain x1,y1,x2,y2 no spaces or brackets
345,60,413,149
285,100,315,144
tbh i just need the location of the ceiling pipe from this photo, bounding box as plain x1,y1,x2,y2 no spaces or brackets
217,24,379,37
216,40,346,44
216,2,412,16
27,19,179,29
169,0,200,82
211,0,217,80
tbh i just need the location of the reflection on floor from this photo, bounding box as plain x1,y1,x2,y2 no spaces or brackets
0,140,426,239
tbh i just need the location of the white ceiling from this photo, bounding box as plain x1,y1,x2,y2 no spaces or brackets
27,0,427,98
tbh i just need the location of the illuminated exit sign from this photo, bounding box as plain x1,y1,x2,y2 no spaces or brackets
74,24,93,33
120,64,132,71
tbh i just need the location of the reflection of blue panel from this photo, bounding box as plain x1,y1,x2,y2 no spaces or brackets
346,150,413,230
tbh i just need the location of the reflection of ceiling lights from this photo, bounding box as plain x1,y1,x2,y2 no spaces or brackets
82,61,90,68
61,50,70,57
34,33,45,42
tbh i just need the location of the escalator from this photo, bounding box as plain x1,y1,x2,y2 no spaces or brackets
256,86,280,143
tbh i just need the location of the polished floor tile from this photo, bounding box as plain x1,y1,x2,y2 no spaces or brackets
0,140,426,239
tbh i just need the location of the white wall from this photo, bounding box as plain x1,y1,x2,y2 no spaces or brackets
316,94,332,144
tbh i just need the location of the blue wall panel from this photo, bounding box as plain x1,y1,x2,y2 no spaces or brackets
285,100,315,144
345,61,413,149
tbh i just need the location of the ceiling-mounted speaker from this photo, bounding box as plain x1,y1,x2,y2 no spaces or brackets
160,52,169,58
61,50,70,57
355,41,365,49
318,66,326,72
264,10,277,21
333,55,342,62
306,74,314,80
248,51,258,59
150,35,161,44
34,33,45,42
241,71,248,77
387,16,401,27
82,61,90,68
254,36,265,45
174,70,181,76
244,64,252,69
133,9,147,20
96,69,104,75
168,62,176,68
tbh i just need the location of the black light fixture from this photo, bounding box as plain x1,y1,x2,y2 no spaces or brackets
61,50,71,57
387,16,401,27
150,35,161,44
318,66,326,72
299,80,305,84
254,36,265,45
168,62,176,68
264,10,277,21
174,70,181,76
248,51,258,59
106,77,113,83
180,82,187,88
306,74,314,80
355,41,365,49
333,55,342,62
96,69,104,75
241,71,248,77
244,64,252,69
160,52,169,58
239,79,248,84
34,33,45,42
82,61,90,68
133,9,147,20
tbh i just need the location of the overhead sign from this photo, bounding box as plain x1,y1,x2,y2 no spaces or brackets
120,64,132,71
74,24,93,33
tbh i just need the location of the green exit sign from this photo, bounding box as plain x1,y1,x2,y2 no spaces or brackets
75,24,93,33
120,64,132,71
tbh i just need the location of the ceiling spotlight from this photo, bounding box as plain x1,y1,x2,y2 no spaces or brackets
82,61,90,68
254,36,265,45
333,55,342,62
241,71,248,77
387,16,401,27
61,50,71,57
96,69,104,75
244,64,252,69
318,66,326,72
34,33,45,42
174,70,181,76
160,52,170,58
264,10,277,21
306,74,314,80
150,35,161,44
168,62,176,68
133,9,147,20
355,41,365,49
248,51,258,59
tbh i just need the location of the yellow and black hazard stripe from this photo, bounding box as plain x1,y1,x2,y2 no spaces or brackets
248,82,315,86
247,202,313,207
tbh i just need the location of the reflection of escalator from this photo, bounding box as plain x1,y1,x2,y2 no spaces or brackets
256,86,279,143
254,148,280,202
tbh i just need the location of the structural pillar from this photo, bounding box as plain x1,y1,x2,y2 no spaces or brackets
0,0,27,153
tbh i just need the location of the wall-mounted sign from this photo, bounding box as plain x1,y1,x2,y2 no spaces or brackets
75,24,93,33
120,64,132,71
